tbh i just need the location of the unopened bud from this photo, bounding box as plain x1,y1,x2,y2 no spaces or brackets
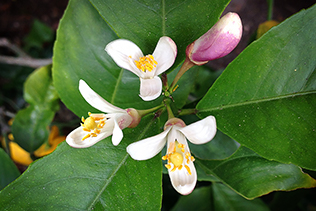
164,118,186,130
126,108,141,128
186,12,242,65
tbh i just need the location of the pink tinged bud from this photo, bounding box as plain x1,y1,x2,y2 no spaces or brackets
164,118,186,130
126,108,141,128
186,12,243,65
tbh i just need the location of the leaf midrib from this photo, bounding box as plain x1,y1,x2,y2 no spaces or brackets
88,115,158,209
198,90,316,113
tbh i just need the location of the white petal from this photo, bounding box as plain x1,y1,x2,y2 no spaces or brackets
79,80,126,113
152,36,177,76
66,126,111,148
105,39,143,77
168,161,197,195
179,116,217,144
111,114,132,146
126,127,171,160
139,77,162,101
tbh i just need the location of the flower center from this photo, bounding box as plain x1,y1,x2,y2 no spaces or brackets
170,152,183,167
81,112,106,141
162,140,195,175
134,55,157,72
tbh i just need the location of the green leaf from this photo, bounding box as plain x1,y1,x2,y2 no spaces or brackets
24,19,54,50
196,147,316,199
171,184,269,211
0,115,162,210
197,5,316,170
11,65,59,152
53,0,230,117
89,0,231,66
171,186,212,211
211,183,269,211
190,130,239,160
0,148,20,190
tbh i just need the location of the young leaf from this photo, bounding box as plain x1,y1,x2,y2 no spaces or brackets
11,65,59,152
196,147,316,199
197,4,316,170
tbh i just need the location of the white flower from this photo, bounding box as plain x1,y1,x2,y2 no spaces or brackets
66,80,140,148
105,36,177,101
126,116,217,195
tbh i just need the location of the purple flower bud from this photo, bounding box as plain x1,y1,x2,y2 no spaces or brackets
186,12,243,65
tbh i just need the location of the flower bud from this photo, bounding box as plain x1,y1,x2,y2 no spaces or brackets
164,118,186,130
126,108,141,128
186,12,242,65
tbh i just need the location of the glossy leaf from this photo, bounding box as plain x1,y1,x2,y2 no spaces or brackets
0,115,162,210
53,0,230,117
171,184,269,211
197,5,316,170
196,147,316,199
212,183,269,211
89,0,231,66
189,130,239,160
11,65,59,152
0,148,20,190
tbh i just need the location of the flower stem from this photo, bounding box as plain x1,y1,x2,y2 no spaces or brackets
178,108,197,116
267,0,274,20
169,57,195,93
137,104,165,117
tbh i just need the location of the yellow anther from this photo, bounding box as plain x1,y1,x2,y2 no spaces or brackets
81,116,85,122
184,165,192,175
178,165,183,170
171,166,177,172
165,164,171,169
94,129,101,134
83,128,91,132
98,120,105,128
162,155,168,160
173,85,179,92
170,152,183,167
82,134,91,141
134,54,157,72
190,156,195,162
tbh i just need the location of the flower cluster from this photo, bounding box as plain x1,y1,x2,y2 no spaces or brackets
66,12,242,195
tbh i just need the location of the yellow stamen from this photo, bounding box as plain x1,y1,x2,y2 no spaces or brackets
184,165,192,175
162,140,195,174
165,164,171,169
82,134,91,141
173,85,179,92
83,128,90,132
81,112,107,141
134,54,157,72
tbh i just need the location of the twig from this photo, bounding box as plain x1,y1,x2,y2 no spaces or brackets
0,55,52,68
0,38,52,68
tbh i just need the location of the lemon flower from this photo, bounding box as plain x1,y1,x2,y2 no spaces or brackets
126,116,216,195
66,80,141,148
105,36,177,101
